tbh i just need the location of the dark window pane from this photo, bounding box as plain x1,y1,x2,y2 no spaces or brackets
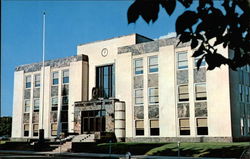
63,77,69,83
136,129,144,136
180,130,190,135
150,128,159,136
24,131,29,137
53,79,59,85
60,111,68,122
197,127,208,135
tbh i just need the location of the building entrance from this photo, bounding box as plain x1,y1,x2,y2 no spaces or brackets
81,110,106,133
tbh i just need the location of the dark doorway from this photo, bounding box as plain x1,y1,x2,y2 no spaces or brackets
81,110,106,133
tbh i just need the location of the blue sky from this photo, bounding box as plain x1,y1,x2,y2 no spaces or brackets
2,0,187,116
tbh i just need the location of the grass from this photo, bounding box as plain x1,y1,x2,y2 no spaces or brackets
74,142,250,158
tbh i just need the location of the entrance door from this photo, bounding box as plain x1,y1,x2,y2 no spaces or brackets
81,110,106,133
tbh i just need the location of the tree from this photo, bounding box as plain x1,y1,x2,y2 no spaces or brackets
0,117,12,137
127,0,250,70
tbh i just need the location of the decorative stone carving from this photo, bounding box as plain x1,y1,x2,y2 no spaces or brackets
134,106,144,119
177,103,189,117
51,86,58,97
195,102,207,117
134,75,143,89
177,70,188,84
148,74,158,87
24,89,31,99
23,113,30,123
33,88,40,98
32,112,39,123
194,68,206,83
50,112,57,122
148,105,159,119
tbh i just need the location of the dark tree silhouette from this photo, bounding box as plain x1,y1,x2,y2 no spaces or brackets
128,0,250,70
0,117,12,137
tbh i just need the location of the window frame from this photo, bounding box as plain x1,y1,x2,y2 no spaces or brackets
148,87,159,104
23,124,29,137
33,124,39,137
134,88,144,105
51,123,57,136
135,120,144,136
177,52,188,70
179,118,190,136
196,118,208,136
24,100,30,113
150,119,160,136
134,58,143,75
195,83,207,101
34,74,40,87
62,70,69,84
52,72,59,85
51,97,58,111
178,85,189,102
194,56,206,68
148,56,158,73
25,75,31,89
33,98,40,112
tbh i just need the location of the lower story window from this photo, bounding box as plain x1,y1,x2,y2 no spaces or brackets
197,118,208,135
24,124,29,137
179,119,190,135
135,120,144,136
33,124,39,136
51,123,57,136
150,120,159,136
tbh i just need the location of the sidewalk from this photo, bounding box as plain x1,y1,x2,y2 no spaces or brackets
0,150,237,159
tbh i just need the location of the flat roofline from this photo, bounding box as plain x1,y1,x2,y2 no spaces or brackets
77,33,153,47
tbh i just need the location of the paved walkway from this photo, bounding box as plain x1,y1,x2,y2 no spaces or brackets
0,150,237,159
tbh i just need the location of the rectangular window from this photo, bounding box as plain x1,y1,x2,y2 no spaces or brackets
148,88,159,104
96,65,114,98
24,124,29,137
33,124,39,136
134,59,143,75
33,99,39,112
179,119,190,135
178,85,189,102
24,100,30,113
62,96,68,111
148,56,158,73
150,120,159,136
135,89,143,105
177,52,188,69
194,56,206,68
62,70,69,84
197,118,208,135
195,84,207,100
135,120,144,136
34,74,40,87
25,75,31,88
51,97,58,111
51,123,57,136
52,72,59,85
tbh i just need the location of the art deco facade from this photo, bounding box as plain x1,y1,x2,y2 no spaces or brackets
12,34,250,142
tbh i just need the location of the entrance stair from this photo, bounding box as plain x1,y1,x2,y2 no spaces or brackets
72,134,95,142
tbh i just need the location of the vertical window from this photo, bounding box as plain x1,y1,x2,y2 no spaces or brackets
135,120,144,136
197,118,208,135
33,124,39,136
33,99,39,112
24,100,30,113
150,120,159,136
34,74,40,87
148,56,158,73
24,124,29,137
62,96,68,110
62,70,69,84
178,85,189,102
239,85,243,102
51,123,57,136
51,97,58,111
179,119,190,135
195,84,207,100
25,75,31,88
135,89,143,105
96,65,114,98
177,52,188,69
52,72,59,85
134,59,143,75
148,88,159,104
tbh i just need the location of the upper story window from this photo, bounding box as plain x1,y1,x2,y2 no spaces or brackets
52,72,59,85
24,100,30,113
25,75,31,88
195,83,207,100
135,89,143,105
134,59,143,75
34,74,40,87
148,56,158,73
177,52,188,69
148,88,159,104
178,85,189,102
33,99,40,112
51,97,58,111
62,70,69,84
194,56,206,68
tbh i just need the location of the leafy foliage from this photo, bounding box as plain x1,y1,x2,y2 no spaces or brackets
0,117,12,137
127,0,250,70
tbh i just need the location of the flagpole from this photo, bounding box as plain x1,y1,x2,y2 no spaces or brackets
39,12,46,143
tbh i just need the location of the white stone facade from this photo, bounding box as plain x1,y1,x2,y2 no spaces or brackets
12,33,250,142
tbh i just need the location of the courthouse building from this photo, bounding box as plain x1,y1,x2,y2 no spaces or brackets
11,33,250,142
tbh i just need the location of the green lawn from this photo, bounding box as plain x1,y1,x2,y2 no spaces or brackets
89,142,250,158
